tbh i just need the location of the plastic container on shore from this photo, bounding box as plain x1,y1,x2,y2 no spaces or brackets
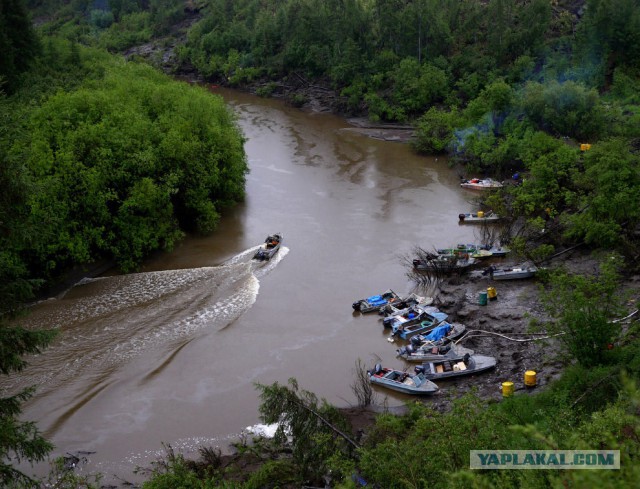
502,381,514,397
487,286,497,300
478,291,488,306
524,370,537,387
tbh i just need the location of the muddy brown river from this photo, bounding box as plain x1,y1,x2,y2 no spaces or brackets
4,87,485,483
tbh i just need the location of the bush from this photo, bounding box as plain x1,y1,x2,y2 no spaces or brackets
18,57,247,274
412,107,462,154
521,80,605,140
538,256,625,368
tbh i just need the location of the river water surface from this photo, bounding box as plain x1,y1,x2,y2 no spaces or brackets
5,87,484,483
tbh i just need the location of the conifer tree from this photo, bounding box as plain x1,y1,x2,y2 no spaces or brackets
0,0,40,92
0,94,56,487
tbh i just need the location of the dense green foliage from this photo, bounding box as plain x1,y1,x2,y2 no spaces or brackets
3,43,247,282
30,0,186,51
143,346,640,488
181,0,554,99
537,256,626,367
18,53,246,274
256,379,358,484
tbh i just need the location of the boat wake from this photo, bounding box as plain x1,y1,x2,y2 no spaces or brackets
0,247,289,400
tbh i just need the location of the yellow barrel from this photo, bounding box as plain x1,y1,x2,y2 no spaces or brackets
524,370,537,387
502,381,514,397
487,286,497,300
477,210,484,218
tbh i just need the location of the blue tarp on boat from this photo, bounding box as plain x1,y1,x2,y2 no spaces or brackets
424,323,451,341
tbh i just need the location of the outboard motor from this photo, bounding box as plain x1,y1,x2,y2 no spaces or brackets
410,336,422,347
397,344,414,356
458,213,466,222
412,259,421,268
352,301,362,311
414,365,426,375
383,317,393,328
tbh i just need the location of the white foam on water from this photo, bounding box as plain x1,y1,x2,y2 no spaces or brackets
244,423,279,438
0,248,285,398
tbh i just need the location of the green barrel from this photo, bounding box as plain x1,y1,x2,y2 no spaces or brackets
478,291,488,306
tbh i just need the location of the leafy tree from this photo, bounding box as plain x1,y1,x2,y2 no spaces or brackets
0,95,39,315
510,129,581,216
463,78,515,136
565,138,640,249
412,106,462,154
90,8,114,29
108,0,142,22
538,256,625,368
521,80,606,140
577,0,640,80
15,54,247,276
392,58,448,114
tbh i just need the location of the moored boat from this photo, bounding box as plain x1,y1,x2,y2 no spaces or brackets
484,264,538,280
405,321,467,354
383,304,448,338
470,249,493,259
352,289,401,313
396,342,471,363
413,254,476,273
367,364,439,395
414,353,497,380
483,246,510,258
435,243,480,255
458,210,502,224
379,293,431,317
253,233,283,261
460,178,504,190
470,245,510,259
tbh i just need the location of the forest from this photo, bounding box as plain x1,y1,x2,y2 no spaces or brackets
1,0,639,487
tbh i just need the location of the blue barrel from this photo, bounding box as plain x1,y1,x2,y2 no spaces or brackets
478,291,488,306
